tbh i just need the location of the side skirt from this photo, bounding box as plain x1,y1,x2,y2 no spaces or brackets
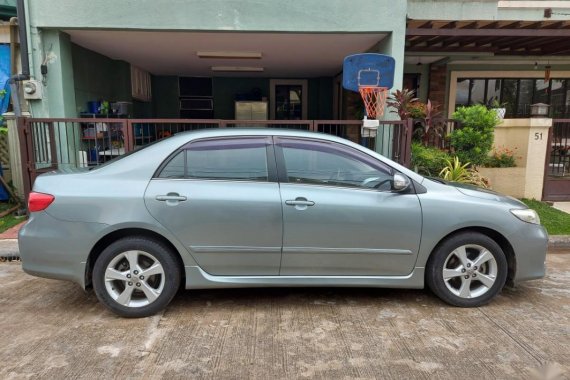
184,266,425,289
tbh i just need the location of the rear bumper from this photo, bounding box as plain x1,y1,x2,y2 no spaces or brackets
18,211,108,289
508,223,548,284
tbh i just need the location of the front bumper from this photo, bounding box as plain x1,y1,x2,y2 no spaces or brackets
508,223,548,284
18,211,108,289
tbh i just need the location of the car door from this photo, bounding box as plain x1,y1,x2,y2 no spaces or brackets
144,136,283,276
275,137,422,276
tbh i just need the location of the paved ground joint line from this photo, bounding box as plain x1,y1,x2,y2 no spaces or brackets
477,307,544,364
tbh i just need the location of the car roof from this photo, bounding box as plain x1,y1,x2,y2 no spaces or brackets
170,128,351,143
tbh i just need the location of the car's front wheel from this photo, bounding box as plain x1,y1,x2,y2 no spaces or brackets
92,236,181,317
426,232,508,307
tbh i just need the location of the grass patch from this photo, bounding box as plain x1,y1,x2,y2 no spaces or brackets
0,202,25,233
521,198,570,235
0,202,15,213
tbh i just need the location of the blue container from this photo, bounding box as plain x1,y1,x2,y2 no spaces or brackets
87,101,101,114
89,147,99,163
0,165,8,201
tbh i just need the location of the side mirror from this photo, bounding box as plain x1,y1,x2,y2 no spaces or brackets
392,173,410,192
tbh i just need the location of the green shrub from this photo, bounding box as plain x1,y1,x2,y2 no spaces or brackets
411,142,452,176
450,105,499,166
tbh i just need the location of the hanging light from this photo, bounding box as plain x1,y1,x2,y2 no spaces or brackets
544,65,551,83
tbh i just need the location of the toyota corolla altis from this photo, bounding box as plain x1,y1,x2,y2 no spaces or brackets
19,129,547,317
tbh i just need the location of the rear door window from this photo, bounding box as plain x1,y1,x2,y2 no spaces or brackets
158,137,271,181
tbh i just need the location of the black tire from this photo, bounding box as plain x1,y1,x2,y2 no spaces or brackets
93,236,181,318
426,232,508,307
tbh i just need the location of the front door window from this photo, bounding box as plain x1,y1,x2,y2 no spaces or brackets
270,80,308,120
275,85,303,120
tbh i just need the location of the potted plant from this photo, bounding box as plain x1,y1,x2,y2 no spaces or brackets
488,97,507,120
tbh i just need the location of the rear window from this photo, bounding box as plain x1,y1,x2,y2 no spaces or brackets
158,137,270,181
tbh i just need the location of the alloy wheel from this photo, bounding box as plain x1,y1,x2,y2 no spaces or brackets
442,244,498,299
104,250,166,308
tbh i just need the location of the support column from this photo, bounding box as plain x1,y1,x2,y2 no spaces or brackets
376,30,406,156
28,30,76,117
28,30,79,168
427,63,447,111
3,112,29,201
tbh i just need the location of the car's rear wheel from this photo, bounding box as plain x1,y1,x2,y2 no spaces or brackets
92,237,181,318
426,232,508,307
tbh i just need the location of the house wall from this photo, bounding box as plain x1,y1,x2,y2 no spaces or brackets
26,0,407,32
308,78,333,120
23,0,408,120
149,76,334,120
403,63,429,102
152,76,179,119
71,43,131,114
408,0,570,21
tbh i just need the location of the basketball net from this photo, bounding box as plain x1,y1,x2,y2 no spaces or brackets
359,86,388,120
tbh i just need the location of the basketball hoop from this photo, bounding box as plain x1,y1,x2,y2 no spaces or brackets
342,53,395,138
359,86,388,120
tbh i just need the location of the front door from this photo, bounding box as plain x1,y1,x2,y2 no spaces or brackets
275,137,422,276
144,136,283,275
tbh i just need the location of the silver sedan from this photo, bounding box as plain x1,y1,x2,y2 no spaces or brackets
19,129,547,317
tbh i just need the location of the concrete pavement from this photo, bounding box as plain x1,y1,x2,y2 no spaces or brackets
553,202,570,214
0,251,569,379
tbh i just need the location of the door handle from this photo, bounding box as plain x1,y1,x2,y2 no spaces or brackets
285,199,315,206
156,193,187,202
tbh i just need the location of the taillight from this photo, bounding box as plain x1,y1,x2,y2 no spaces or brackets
28,192,55,212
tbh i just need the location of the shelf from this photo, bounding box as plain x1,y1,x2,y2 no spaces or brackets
99,148,125,156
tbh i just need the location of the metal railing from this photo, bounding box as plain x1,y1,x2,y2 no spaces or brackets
411,118,459,150
19,118,412,196
548,119,570,177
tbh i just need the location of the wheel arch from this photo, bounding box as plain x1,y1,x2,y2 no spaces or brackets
85,228,186,288
426,227,516,286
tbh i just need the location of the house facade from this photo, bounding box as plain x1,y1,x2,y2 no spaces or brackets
9,0,570,200
21,0,405,121
18,0,570,120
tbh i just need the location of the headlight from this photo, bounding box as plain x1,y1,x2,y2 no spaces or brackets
510,209,541,225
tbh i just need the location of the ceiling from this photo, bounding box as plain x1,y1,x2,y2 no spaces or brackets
407,19,570,56
66,30,386,77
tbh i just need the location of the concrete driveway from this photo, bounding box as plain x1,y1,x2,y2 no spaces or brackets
0,248,569,379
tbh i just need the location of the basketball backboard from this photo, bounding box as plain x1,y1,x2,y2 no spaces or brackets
342,53,395,92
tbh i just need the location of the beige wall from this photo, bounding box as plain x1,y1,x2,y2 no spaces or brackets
481,118,551,200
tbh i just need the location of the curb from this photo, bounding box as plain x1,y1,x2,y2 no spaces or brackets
548,235,570,250
0,238,19,261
